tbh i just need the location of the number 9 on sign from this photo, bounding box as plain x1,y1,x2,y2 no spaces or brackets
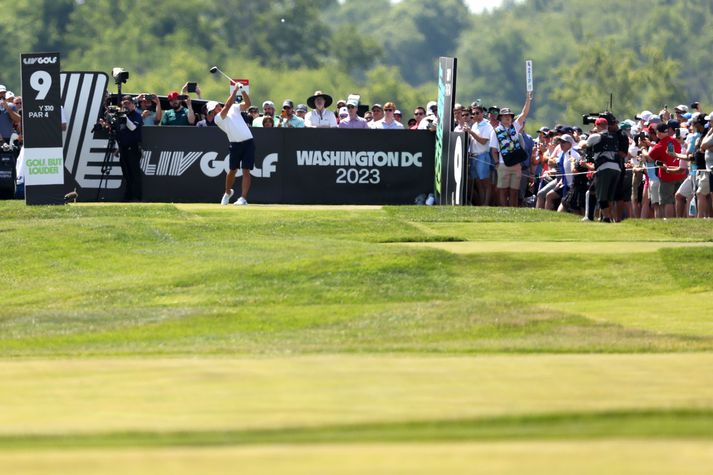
30,71,52,100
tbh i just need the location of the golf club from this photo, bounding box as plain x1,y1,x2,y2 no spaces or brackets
209,65,233,82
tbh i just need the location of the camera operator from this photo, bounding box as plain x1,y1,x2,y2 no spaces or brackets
585,117,621,222
115,95,144,201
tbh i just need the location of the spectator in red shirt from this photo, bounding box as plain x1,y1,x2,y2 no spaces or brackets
643,122,685,218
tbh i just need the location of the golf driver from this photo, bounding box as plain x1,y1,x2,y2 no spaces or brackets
209,66,233,82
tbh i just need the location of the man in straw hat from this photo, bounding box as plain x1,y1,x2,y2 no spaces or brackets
305,90,337,128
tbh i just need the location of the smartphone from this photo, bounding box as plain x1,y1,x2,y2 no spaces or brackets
178,94,189,101
145,94,156,101
655,160,664,167
187,82,197,93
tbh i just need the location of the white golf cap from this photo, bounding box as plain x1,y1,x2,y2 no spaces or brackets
206,101,220,113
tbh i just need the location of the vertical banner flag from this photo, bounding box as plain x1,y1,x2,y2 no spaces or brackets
526,60,534,92
21,52,64,205
435,57,460,205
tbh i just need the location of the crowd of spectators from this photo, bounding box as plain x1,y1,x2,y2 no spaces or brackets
457,98,713,220
4,77,712,219
127,84,440,132
122,81,712,219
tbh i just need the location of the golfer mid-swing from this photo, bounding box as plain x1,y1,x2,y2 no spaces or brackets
211,83,255,206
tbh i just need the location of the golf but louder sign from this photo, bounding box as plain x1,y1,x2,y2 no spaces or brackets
21,52,64,205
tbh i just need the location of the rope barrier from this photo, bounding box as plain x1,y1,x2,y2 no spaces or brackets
467,154,713,180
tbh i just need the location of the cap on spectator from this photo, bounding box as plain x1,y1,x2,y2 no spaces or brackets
704,111,713,121
636,110,653,122
167,91,180,101
262,100,275,110
371,103,383,111
247,105,258,113
682,112,692,120
691,113,706,125
282,99,294,109
667,119,680,130
647,116,662,125
679,128,689,139
346,98,359,107
594,117,609,127
336,99,346,107
0,85,6,93
619,119,635,130
562,126,575,134
488,105,500,114
5,91,15,100
206,101,221,114
674,104,688,113
296,103,308,113
656,122,669,133
338,107,348,118
395,110,402,116
426,101,438,113
537,126,550,134
556,134,576,145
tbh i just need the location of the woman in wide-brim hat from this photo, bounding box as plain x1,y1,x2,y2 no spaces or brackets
305,90,337,128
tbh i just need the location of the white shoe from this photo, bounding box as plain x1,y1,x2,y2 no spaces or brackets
220,190,234,205
235,196,248,206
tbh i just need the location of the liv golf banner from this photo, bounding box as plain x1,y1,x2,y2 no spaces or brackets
21,52,64,205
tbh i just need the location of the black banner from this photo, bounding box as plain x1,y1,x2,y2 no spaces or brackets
59,71,435,204
434,57,458,205
21,52,64,205
140,127,434,204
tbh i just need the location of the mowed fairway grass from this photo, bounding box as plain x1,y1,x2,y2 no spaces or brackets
1,201,713,474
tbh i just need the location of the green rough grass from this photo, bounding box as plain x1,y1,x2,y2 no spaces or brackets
2,201,713,473
1,201,713,356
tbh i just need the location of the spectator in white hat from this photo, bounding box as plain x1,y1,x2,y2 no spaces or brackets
338,97,368,129
252,100,276,127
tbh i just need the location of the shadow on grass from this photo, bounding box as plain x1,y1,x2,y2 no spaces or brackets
2,409,711,450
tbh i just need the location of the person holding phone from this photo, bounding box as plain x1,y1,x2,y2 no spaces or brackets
137,93,162,126
181,81,202,99
161,90,195,126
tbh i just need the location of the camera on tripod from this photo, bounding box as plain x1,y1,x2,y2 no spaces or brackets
104,105,127,128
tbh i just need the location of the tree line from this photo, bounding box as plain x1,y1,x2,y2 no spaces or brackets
1,0,710,127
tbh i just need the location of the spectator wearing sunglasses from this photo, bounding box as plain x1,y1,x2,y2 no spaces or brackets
410,106,427,130
338,98,368,129
463,104,495,205
371,102,404,129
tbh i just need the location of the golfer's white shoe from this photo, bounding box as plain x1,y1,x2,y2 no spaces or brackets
220,190,234,205
235,196,248,206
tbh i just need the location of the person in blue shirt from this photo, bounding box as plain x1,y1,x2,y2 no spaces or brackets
277,100,305,128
